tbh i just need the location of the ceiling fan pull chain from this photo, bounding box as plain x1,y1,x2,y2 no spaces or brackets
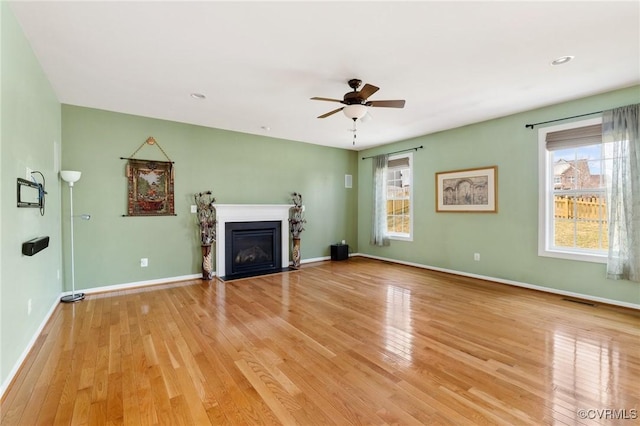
352,118,357,145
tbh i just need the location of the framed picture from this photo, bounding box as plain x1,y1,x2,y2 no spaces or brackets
435,166,497,212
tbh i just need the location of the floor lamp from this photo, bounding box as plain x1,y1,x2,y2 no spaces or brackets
60,170,85,303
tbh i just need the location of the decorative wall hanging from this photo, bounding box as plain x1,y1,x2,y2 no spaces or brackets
435,166,498,212
194,191,216,280
121,137,175,216
288,192,306,269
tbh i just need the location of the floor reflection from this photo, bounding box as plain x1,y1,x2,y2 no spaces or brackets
552,329,621,414
385,285,413,364
215,280,226,324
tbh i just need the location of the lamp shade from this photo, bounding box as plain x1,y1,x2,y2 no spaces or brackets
60,170,81,184
343,104,368,120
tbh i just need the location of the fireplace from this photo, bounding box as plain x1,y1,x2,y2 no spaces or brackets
214,204,293,280
224,221,282,280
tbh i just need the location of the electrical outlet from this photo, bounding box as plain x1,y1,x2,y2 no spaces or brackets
474,253,480,261
140,258,148,267
26,167,33,180
190,205,197,213
28,299,32,316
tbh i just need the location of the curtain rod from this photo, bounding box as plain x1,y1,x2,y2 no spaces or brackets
361,145,423,160
525,110,603,129
119,157,175,164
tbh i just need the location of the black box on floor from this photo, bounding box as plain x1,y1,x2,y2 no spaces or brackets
330,244,349,261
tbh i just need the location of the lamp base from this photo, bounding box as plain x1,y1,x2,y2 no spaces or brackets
61,293,85,303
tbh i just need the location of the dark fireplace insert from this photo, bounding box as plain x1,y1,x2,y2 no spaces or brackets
223,220,285,280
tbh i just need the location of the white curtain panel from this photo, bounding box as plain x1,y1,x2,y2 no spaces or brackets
370,154,390,247
604,104,639,282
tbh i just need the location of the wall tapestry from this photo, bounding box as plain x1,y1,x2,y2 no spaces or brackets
122,137,175,216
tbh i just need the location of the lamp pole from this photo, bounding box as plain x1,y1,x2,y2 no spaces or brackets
60,171,85,303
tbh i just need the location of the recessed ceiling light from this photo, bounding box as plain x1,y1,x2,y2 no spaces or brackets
551,56,574,66
190,93,206,100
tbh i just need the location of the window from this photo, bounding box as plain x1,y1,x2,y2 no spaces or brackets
386,153,413,240
538,117,610,263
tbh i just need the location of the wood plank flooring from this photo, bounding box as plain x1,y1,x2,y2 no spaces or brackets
2,257,639,425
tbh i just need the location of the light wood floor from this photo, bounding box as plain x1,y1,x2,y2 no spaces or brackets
2,257,639,425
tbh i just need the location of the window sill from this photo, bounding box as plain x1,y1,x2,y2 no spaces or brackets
538,248,607,264
388,234,413,242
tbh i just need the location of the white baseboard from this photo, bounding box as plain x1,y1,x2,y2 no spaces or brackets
0,295,60,399
301,255,331,264
355,253,640,310
62,273,203,296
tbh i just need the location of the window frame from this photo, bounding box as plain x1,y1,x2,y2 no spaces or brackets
386,152,413,241
537,117,607,263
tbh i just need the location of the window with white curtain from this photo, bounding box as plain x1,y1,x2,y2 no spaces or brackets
538,117,610,263
386,153,413,240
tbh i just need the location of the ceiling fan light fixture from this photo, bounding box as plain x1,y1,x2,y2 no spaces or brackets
343,104,368,120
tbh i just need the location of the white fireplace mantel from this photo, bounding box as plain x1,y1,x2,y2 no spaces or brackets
215,204,293,278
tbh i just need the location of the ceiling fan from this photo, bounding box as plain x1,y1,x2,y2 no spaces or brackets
311,79,406,120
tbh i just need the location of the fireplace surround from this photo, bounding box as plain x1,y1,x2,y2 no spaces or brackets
215,204,292,280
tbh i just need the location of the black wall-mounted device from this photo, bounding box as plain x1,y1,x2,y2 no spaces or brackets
17,173,47,216
17,178,43,207
22,236,50,256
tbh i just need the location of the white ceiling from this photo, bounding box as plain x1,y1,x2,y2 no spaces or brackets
9,1,640,151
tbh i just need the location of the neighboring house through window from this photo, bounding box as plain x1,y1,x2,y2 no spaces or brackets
386,153,413,240
538,117,609,263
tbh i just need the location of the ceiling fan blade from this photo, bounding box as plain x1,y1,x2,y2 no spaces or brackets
317,107,344,119
367,100,406,108
358,84,379,100
311,97,343,103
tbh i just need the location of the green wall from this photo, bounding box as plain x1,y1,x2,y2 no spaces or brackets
358,85,640,306
61,105,358,289
1,2,62,391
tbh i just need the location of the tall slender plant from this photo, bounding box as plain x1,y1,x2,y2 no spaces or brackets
195,191,216,280
289,192,306,238
195,191,216,245
289,192,306,269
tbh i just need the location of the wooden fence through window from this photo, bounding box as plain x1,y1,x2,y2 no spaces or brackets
554,196,607,221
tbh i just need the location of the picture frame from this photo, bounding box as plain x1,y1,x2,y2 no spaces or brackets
435,166,497,212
